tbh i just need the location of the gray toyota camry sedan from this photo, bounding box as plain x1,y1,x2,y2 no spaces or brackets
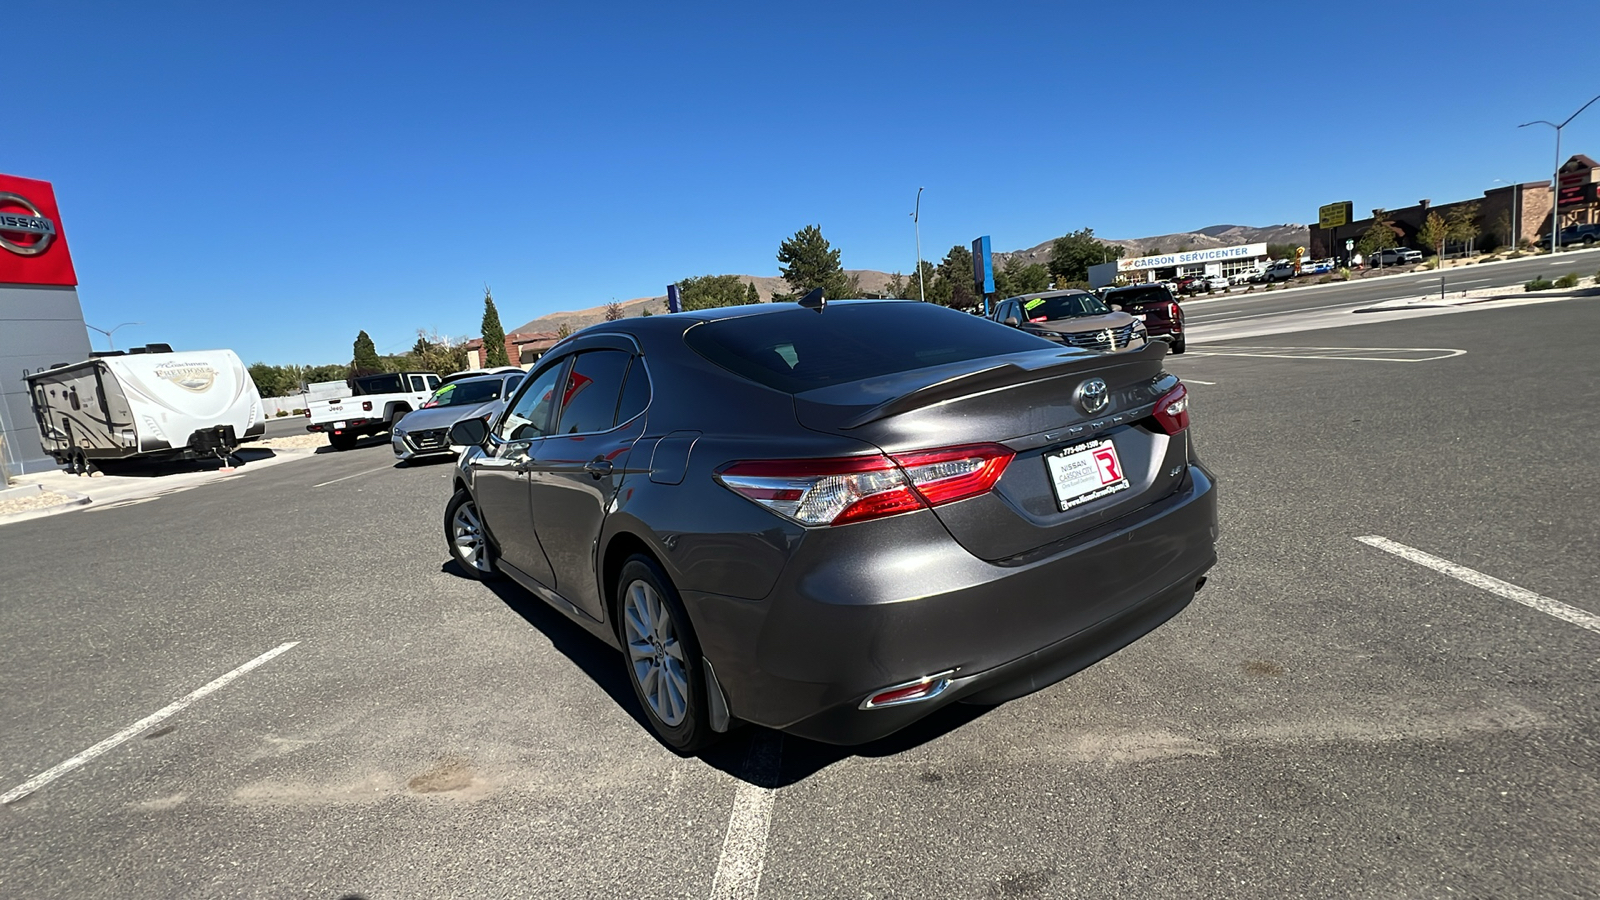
443,299,1217,751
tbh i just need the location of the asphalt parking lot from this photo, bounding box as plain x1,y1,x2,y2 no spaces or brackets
2,297,1597,899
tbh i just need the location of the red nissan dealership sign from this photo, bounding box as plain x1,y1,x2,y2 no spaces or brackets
0,173,78,286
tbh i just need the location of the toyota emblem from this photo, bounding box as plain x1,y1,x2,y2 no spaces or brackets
0,192,58,257
1077,378,1109,414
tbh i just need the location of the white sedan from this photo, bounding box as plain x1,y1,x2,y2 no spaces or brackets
1202,275,1230,292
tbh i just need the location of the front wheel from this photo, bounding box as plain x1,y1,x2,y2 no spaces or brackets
444,489,500,580
617,555,716,753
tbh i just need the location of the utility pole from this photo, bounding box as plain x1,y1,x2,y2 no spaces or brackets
912,187,926,303
1520,93,1600,255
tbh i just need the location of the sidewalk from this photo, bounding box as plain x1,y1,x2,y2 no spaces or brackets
0,443,318,525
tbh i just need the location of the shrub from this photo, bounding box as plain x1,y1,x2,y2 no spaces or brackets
1422,258,1440,270
291,408,305,415
1337,267,1352,281
1555,272,1580,289
274,409,288,418
1316,275,1334,284
1525,277,1555,292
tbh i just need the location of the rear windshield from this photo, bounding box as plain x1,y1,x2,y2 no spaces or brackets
353,374,403,395
1106,287,1171,307
684,302,1054,393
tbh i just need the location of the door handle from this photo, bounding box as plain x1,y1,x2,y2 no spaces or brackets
583,458,613,479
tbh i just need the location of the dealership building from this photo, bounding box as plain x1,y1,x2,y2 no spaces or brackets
0,173,92,477
1089,242,1272,288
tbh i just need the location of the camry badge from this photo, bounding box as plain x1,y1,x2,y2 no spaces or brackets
0,192,58,257
1077,378,1109,415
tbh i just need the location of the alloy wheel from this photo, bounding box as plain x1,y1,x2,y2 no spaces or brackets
450,500,492,573
623,579,690,727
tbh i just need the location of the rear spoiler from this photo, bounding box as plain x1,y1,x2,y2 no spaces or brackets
831,342,1168,430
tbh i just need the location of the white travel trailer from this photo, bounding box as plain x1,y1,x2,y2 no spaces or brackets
24,345,266,473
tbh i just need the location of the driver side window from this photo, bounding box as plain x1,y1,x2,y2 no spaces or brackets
497,359,568,442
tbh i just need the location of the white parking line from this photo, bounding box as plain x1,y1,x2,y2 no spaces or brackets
1356,536,1600,635
708,732,783,900
1185,347,1466,363
1184,380,1217,385
0,642,299,805
312,464,393,488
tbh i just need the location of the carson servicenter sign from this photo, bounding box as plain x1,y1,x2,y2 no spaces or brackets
0,174,78,286
1117,243,1267,272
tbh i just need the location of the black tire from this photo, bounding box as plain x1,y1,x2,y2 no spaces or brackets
1171,337,1186,355
444,488,500,580
328,431,358,451
616,554,716,753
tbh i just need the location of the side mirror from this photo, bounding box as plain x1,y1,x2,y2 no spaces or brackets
1110,304,1123,312
1003,315,1020,328
449,417,489,447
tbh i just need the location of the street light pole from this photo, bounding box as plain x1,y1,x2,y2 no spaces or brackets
1520,93,1600,255
912,187,925,303
85,321,142,351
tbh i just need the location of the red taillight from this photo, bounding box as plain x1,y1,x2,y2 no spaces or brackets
362,400,373,411
1152,383,1189,435
1168,302,1181,319
717,443,1014,526
303,409,311,418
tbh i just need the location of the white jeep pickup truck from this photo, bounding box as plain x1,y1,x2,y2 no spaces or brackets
305,371,440,450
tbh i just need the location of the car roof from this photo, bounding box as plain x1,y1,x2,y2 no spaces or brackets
1004,289,1094,302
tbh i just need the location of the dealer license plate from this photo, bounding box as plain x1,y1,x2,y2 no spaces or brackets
333,421,347,429
1044,438,1129,511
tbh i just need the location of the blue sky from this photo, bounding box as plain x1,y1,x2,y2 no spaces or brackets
12,1,1599,365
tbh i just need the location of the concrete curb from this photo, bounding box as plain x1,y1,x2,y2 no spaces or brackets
0,483,92,524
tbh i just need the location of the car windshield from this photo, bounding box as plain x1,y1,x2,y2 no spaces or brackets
428,379,501,407
1021,293,1111,321
684,302,1054,393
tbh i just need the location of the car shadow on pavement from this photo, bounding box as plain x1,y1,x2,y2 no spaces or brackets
84,448,277,478
440,559,995,786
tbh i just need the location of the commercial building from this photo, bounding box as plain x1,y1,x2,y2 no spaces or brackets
1,174,93,477
1089,243,1274,288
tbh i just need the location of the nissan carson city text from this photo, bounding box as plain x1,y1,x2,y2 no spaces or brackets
440,299,1218,751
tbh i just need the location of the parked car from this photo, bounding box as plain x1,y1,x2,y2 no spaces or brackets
1173,275,1206,295
1201,275,1230,293
1228,269,1259,285
1369,247,1423,267
1259,260,1297,282
1301,259,1335,275
440,365,524,386
442,300,1217,750
992,290,1149,353
305,371,440,451
1541,223,1600,248
1100,284,1186,353
392,370,525,463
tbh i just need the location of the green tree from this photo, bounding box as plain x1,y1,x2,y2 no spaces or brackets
1048,229,1123,284
1355,209,1402,257
993,257,1051,298
678,274,759,311
1417,211,1449,260
247,363,294,398
480,288,509,367
605,300,624,321
556,323,572,339
745,282,760,304
934,244,977,309
775,225,851,301
1265,242,1301,262
409,330,469,376
351,330,382,376
1446,203,1480,252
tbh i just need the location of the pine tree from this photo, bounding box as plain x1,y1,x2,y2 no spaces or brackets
775,225,852,301
481,287,509,367
351,330,382,375
745,282,760,304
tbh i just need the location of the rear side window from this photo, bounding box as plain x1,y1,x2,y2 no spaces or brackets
684,302,1055,394
554,349,631,434
615,358,651,426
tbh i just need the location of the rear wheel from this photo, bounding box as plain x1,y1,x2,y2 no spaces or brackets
444,488,499,580
328,432,358,451
617,555,715,753
1171,337,1186,354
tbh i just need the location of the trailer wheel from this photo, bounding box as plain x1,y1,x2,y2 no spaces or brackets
328,432,358,452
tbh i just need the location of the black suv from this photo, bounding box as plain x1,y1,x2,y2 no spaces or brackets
1099,284,1186,354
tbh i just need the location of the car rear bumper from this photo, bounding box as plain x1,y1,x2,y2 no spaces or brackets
681,461,1219,745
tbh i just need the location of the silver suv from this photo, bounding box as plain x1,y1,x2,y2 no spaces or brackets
1370,247,1423,267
